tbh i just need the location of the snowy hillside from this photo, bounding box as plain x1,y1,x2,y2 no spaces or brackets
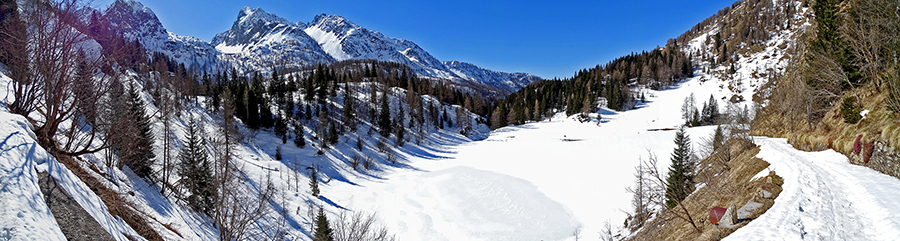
726,137,900,241
11,0,900,240
0,104,66,241
302,14,452,77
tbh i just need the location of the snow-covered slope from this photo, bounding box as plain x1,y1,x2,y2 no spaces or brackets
325,72,725,241
302,14,453,77
0,104,66,241
104,0,222,73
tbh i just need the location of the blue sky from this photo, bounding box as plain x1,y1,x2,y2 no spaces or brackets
94,0,735,79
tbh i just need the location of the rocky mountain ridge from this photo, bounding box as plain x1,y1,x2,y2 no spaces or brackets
105,0,541,94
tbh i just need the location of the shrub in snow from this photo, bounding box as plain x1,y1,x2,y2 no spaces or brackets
377,139,388,153
350,155,361,170
387,151,396,164
363,156,373,170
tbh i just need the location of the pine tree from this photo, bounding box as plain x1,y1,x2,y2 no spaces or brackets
707,95,719,125
378,89,392,137
178,119,215,215
313,208,334,241
719,44,729,64
246,85,261,129
316,65,329,106
691,107,701,127
712,125,726,152
275,146,283,160
607,79,623,110
294,125,306,148
327,121,338,145
342,83,356,132
309,167,320,197
123,83,156,178
666,127,695,209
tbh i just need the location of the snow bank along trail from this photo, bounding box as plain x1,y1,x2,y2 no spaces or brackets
725,137,900,240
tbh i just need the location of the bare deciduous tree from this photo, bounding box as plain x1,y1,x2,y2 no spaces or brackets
8,0,137,157
638,151,702,233
331,211,395,241
625,156,654,232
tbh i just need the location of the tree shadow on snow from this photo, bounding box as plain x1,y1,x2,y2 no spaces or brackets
317,195,347,211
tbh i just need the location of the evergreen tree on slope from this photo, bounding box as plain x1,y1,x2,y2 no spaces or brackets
666,127,695,209
314,208,334,241
178,119,216,215
121,83,156,178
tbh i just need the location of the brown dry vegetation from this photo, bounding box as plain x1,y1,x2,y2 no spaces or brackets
753,80,895,156
630,138,783,241
751,0,900,159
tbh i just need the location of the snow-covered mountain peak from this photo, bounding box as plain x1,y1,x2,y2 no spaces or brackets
105,0,223,74
211,6,299,47
444,61,542,93
237,6,296,30
308,14,360,35
104,0,167,44
104,2,540,94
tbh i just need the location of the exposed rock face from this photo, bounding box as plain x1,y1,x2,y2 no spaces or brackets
104,0,223,73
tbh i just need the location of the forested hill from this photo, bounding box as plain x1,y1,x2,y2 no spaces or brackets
489,0,806,130
489,46,693,128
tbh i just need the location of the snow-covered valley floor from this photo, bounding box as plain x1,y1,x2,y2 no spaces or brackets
324,76,726,241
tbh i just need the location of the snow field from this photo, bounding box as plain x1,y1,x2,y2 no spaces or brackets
324,71,728,240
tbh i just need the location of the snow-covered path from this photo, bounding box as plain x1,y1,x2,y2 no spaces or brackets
726,137,900,241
